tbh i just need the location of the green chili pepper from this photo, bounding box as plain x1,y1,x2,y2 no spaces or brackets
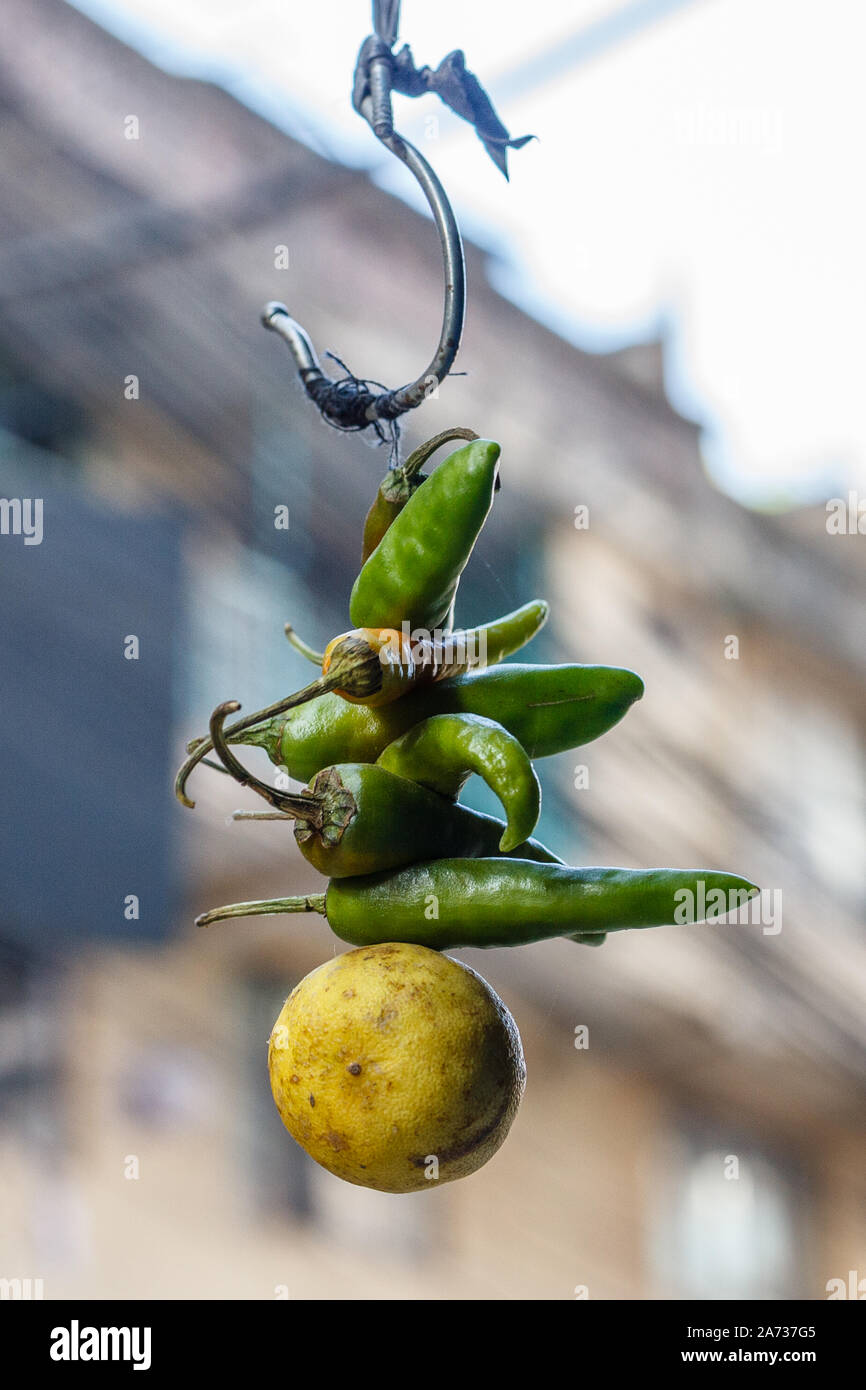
361,427,479,564
206,704,559,879
196,862,759,950
350,438,500,632
175,604,552,806
376,713,540,852
232,661,644,788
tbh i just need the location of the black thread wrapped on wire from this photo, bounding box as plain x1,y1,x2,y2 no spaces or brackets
302,352,404,444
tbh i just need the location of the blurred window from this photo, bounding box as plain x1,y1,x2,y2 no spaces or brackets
650,1126,808,1299
798,706,865,911
250,410,315,581
0,939,64,1151
180,541,339,731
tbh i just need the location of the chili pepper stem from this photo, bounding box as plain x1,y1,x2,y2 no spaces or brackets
208,701,325,824
175,672,346,808
200,758,232,776
175,638,385,808
401,426,479,480
196,894,326,929
223,673,342,729
231,810,294,821
284,623,325,666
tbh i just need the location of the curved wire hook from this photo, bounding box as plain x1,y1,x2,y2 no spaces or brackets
262,33,466,434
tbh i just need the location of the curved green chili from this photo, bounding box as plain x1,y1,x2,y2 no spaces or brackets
196,862,759,949
350,437,500,632
284,624,324,666
376,713,540,852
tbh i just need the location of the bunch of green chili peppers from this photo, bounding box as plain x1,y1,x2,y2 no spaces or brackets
178,428,758,949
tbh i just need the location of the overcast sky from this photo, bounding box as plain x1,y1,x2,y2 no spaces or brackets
72,0,866,508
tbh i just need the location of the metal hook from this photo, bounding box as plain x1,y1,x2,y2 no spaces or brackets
262,30,466,434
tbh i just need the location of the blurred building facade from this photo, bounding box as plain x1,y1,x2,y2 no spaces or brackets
1,0,864,1300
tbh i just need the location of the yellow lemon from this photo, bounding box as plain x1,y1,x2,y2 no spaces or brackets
268,942,525,1193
